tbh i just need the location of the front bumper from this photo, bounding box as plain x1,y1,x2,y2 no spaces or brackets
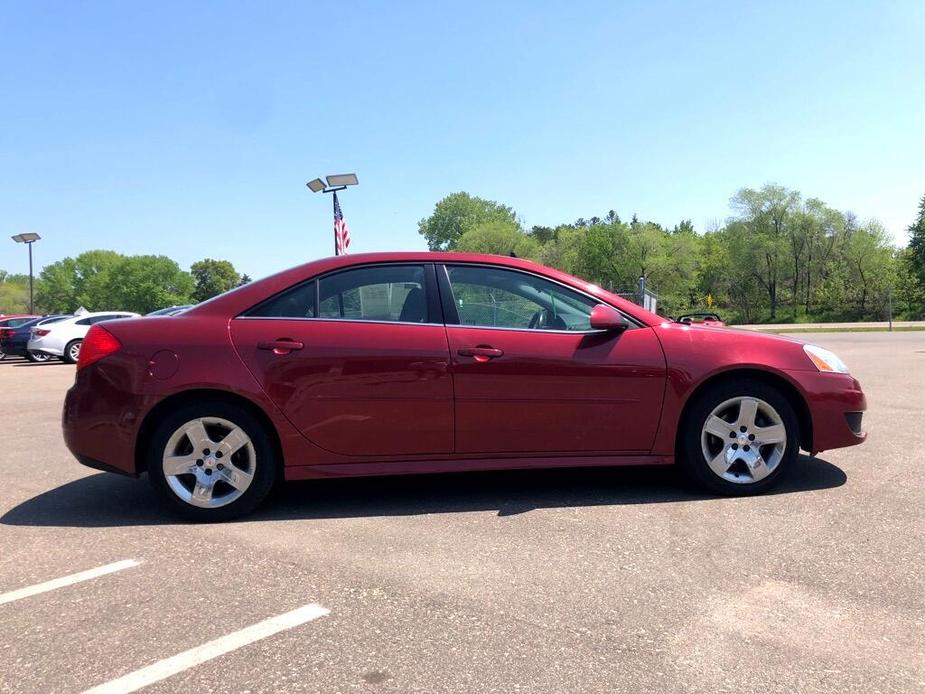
786,370,867,453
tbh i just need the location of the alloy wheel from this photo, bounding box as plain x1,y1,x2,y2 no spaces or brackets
68,342,81,362
162,417,257,508
700,396,787,484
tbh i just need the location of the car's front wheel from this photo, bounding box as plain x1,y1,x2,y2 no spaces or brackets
679,379,799,495
147,401,279,521
27,350,52,363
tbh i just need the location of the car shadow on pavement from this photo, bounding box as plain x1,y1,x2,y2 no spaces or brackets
0,359,69,367
2,455,847,528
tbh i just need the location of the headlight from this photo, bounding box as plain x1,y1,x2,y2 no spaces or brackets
803,344,850,374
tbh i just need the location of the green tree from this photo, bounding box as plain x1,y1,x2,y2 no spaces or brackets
730,184,801,320
906,194,925,308
843,222,894,316
573,222,628,287
36,250,122,312
456,220,539,259
37,250,193,314
418,192,518,250
191,258,242,302
0,272,31,314
896,248,925,318
103,255,194,314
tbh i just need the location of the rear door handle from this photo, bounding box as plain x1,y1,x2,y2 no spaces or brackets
457,346,504,362
257,339,304,354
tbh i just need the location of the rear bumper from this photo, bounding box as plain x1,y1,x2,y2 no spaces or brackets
63,364,150,476
785,370,867,453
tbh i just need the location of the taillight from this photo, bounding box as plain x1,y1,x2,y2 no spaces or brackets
33,328,51,336
77,325,122,370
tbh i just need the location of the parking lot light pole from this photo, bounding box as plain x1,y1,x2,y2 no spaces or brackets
11,233,41,314
306,174,359,255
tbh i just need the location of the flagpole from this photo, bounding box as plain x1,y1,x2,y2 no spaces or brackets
333,192,338,256
306,174,357,257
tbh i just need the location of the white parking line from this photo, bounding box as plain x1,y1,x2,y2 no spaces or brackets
82,602,331,694
0,559,140,606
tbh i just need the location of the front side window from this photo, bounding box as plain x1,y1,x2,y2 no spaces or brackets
445,265,598,331
319,265,428,323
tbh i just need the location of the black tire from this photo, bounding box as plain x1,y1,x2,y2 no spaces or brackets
678,378,800,496
27,350,52,363
147,400,279,522
0,350,6,361
63,339,82,364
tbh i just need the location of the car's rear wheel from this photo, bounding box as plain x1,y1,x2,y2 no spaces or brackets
27,350,52,363
63,339,82,364
679,379,799,495
147,401,278,521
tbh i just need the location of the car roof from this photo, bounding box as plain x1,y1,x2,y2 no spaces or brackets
186,252,664,326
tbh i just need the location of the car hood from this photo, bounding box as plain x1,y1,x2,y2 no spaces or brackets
654,321,818,373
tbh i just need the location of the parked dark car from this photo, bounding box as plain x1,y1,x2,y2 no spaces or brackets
63,252,867,521
0,315,39,360
0,315,71,362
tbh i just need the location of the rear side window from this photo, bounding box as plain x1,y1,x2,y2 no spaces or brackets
248,281,316,318
318,265,428,323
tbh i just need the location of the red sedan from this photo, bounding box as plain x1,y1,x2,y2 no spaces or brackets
63,253,867,521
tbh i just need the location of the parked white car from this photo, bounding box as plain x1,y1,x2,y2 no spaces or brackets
28,311,140,363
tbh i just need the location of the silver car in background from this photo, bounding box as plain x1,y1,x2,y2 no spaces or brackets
28,311,139,363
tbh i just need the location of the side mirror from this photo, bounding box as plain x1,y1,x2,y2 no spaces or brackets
589,304,628,331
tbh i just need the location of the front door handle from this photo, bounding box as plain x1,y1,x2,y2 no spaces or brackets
457,346,504,362
257,339,304,355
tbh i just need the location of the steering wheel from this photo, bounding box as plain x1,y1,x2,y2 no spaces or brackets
528,310,548,330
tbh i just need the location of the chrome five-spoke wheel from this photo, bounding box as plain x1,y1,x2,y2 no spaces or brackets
701,396,787,484
163,417,256,508
680,379,798,495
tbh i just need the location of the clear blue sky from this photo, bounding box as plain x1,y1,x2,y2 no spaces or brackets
2,1,923,280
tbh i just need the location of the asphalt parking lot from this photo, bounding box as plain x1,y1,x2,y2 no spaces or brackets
1,332,923,693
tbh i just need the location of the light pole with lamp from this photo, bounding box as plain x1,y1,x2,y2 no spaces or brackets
11,233,41,314
306,173,359,255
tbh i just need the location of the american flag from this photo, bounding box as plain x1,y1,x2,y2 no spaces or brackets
333,192,351,255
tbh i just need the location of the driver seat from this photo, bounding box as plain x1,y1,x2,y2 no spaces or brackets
399,287,426,323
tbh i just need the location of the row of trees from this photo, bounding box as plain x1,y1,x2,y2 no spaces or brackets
4,185,923,322
419,186,925,322
0,253,249,315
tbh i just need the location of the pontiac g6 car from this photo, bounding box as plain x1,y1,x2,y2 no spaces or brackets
63,252,866,521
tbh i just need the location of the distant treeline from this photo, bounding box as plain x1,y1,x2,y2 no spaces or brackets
418,185,925,322
0,253,250,315
4,184,924,322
